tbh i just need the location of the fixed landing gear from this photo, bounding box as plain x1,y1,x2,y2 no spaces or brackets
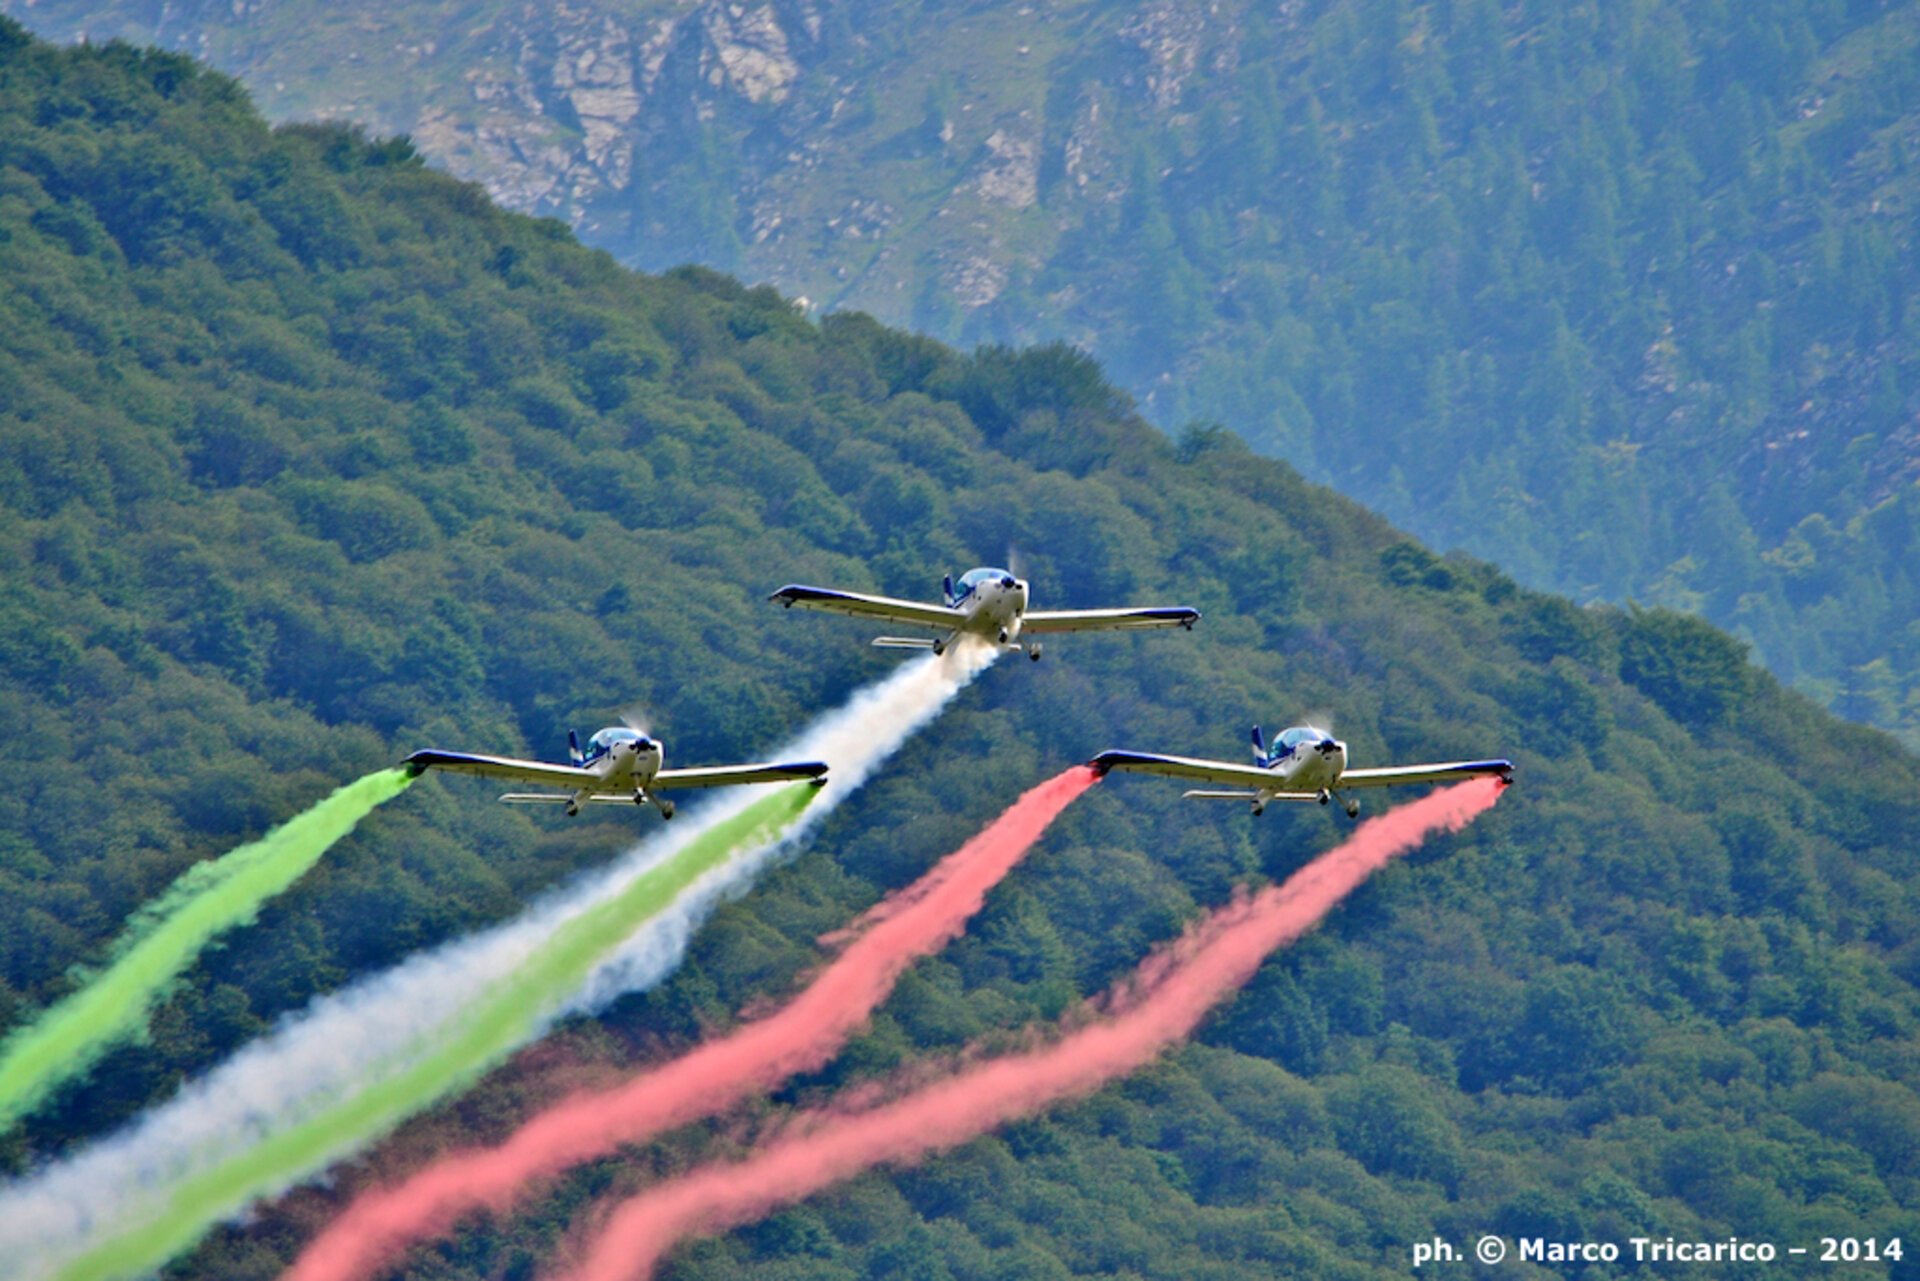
631,793,675,819
1025,642,1043,662
1313,791,1359,821
1250,800,1267,817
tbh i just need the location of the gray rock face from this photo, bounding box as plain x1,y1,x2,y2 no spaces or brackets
408,0,809,228
699,2,799,103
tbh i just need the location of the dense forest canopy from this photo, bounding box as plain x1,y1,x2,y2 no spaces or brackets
9,0,1920,750
4,23,1920,1279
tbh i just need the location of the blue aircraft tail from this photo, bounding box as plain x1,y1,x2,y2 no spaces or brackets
1251,726,1273,769
568,730,584,766
942,573,957,608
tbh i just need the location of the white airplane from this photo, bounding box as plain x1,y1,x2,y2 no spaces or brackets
404,727,828,818
1092,724,1511,818
769,567,1200,660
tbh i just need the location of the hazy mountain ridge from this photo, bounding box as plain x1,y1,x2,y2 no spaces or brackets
12,0,1920,750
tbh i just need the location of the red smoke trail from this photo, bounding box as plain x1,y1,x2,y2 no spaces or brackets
284,767,1101,1281
551,776,1506,1281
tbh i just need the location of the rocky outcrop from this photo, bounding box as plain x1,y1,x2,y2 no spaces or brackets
699,2,800,103
306,0,816,226
976,117,1040,209
1119,0,1207,109
555,15,643,187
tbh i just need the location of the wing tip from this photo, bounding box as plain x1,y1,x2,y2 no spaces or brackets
1088,750,1145,776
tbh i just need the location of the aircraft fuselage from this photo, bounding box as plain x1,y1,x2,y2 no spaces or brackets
574,727,667,814
591,737,662,787
1258,731,1350,798
952,569,1031,645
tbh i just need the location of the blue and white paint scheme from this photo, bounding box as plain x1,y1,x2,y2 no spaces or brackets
1092,723,1511,818
404,728,828,819
769,567,1200,661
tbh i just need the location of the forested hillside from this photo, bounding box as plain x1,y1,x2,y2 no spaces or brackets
10,0,1920,749
6,24,1920,1279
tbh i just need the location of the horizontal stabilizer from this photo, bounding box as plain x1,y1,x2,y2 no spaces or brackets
1182,788,1318,803
871,636,939,649
498,792,636,805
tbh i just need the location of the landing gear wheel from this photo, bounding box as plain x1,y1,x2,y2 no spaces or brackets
1027,643,1043,662
1250,802,1266,817
1342,798,1360,819
659,799,676,820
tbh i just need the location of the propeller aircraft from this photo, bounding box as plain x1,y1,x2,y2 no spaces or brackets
769,567,1200,660
404,728,828,819
1092,723,1511,818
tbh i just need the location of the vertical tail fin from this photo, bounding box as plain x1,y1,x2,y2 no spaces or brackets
942,574,956,608
568,730,584,766
1251,726,1269,768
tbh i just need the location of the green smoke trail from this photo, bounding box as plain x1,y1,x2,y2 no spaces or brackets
58,781,819,1281
0,768,416,1131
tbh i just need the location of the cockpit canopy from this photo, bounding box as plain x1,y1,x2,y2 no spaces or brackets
1270,726,1337,760
584,726,655,761
953,567,1020,602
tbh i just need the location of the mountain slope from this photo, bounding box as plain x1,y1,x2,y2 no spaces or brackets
10,0,1920,748
3,23,1920,1279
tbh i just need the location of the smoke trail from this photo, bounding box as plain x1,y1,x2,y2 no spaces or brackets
287,766,1100,1281
0,769,415,1131
555,777,1506,1281
0,646,994,1281
59,784,819,1281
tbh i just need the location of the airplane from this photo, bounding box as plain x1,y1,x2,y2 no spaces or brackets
1091,723,1512,818
768,566,1200,660
403,727,828,818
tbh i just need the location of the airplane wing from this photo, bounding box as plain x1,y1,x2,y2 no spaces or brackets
1337,760,1514,789
1092,751,1514,793
1022,606,1201,634
769,585,966,631
652,761,830,791
404,749,598,788
1090,750,1288,790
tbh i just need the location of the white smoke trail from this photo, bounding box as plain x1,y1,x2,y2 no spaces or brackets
0,644,995,1281
568,642,995,1011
